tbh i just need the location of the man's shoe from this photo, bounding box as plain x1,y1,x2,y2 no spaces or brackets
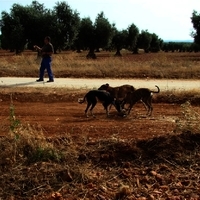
36,79,44,82
47,80,54,82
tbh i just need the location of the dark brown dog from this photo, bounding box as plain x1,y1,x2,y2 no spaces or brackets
78,90,120,117
121,85,160,116
98,83,135,100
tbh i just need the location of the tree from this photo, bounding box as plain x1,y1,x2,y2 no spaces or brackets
0,34,2,48
126,23,139,54
76,17,96,58
191,10,200,45
94,12,112,52
53,1,80,52
25,1,53,48
149,33,161,52
112,29,128,56
0,1,80,53
137,30,152,53
0,1,52,53
75,12,113,58
0,9,25,53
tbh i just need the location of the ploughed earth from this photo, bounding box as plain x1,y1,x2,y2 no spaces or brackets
0,90,180,139
1,89,200,199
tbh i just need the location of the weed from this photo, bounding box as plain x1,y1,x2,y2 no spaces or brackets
27,146,64,163
175,101,200,133
9,94,20,132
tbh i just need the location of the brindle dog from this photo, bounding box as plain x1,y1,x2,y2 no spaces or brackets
98,83,135,112
121,85,160,116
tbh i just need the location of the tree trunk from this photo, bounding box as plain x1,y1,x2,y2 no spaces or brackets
95,48,100,52
132,47,139,54
86,48,96,59
15,48,22,55
115,48,122,56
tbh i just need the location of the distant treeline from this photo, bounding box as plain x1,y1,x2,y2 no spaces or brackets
0,1,200,58
162,42,200,53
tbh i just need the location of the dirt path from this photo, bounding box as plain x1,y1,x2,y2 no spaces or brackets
1,77,200,91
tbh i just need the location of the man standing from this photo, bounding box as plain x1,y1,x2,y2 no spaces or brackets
34,36,54,82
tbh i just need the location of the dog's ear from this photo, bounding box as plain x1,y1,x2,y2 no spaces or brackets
105,83,109,89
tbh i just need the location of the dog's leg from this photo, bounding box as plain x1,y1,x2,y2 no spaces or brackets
141,100,148,112
113,100,122,113
90,99,97,118
85,102,91,117
119,100,129,114
149,106,153,116
146,96,153,116
102,102,110,117
144,103,150,116
121,100,129,115
108,104,112,111
120,100,126,110
127,103,134,115
106,106,109,117
140,95,151,116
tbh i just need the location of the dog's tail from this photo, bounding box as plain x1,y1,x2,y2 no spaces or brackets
151,85,160,93
78,96,86,104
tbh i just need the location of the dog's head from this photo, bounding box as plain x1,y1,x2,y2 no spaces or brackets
113,99,123,113
98,83,109,91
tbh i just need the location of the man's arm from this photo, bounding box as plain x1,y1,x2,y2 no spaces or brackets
33,45,41,51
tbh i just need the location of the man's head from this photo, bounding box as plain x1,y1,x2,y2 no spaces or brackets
44,36,51,44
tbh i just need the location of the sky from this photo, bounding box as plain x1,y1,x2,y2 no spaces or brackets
1,0,200,41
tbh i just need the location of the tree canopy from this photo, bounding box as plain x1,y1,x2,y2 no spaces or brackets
1,0,196,56
191,10,200,46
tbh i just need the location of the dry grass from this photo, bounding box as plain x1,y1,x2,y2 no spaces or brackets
0,50,200,79
176,101,200,134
